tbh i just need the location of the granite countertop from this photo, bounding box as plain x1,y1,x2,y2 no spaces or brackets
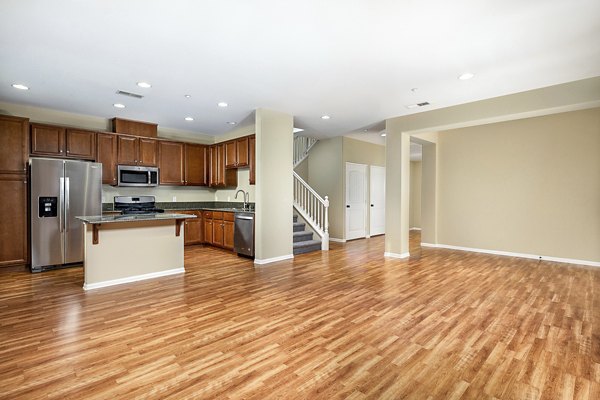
102,201,255,214
77,213,197,224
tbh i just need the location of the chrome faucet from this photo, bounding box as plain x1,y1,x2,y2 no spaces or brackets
235,190,249,210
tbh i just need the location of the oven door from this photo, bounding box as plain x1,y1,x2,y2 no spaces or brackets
117,166,159,187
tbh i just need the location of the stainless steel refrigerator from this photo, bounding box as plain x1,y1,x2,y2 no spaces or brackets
30,158,102,272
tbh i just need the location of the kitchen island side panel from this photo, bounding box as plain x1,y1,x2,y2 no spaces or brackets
83,220,184,288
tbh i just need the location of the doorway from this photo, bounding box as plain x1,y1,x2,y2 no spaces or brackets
345,162,367,240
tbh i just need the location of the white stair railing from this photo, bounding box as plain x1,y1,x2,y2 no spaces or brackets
293,135,318,168
293,171,329,250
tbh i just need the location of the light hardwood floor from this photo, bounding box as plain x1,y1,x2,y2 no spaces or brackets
1,232,599,399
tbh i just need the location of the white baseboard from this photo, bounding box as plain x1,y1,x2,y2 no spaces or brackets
83,267,185,290
409,227,422,231
384,252,410,259
420,243,600,268
254,254,294,265
329,237,346,243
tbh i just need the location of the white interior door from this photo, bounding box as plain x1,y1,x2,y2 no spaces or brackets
369,166,386,236
345,163,367,240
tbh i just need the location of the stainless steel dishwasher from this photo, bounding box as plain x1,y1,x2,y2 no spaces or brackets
234,212,254,257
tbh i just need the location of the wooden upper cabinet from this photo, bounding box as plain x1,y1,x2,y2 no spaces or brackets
224,136,250,168
185,144,207,186
31,123,65,157
158,141,185,185
116,135,157,166
96,133,118,185
209,145,219,186
236,136,249,167
111,118,157,137
210,143,237,188
249,135,256,185
225,140,237,168
30,124,96,160
0,115,29,174
116,135,138,165
138,138,158,166
65,129,96,160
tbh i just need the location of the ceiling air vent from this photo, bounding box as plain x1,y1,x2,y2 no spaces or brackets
406,102,430,109
116,90,144,99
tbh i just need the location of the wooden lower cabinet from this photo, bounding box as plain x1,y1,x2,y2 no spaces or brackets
181,211,202,246
0,174,28,267
203,214,213,244
202,211,234,251
223,220,234,250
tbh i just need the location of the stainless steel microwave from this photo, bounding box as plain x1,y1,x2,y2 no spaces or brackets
117,165,159,187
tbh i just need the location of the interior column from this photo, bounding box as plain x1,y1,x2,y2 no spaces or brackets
384,121,410,258
254,108,294,264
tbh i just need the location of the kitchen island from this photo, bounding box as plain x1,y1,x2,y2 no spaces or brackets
76,213,196,290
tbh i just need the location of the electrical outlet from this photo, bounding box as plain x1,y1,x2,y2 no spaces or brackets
172,196,176,202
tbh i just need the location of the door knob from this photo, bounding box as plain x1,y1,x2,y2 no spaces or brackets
371,204,374,207
346,205,350,208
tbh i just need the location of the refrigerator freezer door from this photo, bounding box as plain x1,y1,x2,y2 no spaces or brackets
64,161,102,264
30,158,64,270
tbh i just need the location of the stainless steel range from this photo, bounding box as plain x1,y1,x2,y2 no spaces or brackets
114,196,165,215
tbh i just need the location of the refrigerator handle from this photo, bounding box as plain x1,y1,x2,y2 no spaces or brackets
65,177,70,232
59,177,65,233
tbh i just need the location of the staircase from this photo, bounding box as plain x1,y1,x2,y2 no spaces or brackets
293,214,322,255
292,135,329,255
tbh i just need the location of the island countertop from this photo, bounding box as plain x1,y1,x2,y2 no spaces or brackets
76,213,197,224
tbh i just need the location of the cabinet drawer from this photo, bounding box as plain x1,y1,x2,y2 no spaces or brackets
223,212,234,222
203,211,213,219
212,211,223,220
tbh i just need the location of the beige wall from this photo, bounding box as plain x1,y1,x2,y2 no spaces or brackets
306,137,344,239
343,137,385,166
437,107,600,262
254,108,293,262
409,161,421,229
294,157,309,181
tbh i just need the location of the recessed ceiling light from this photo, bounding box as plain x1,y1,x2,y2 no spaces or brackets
458,72,475,80
184,94,191,98
137,82,151,88
321,115,331,120
185,117,194,121
218,102,228,107
12,84,28,90
227,121,237,125
381,133,387,137
293,128,304,133
113,103,125,108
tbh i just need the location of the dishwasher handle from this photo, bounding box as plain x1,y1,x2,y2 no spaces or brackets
235,216,254,220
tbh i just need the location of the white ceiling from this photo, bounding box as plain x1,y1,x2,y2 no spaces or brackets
1,0,599,137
